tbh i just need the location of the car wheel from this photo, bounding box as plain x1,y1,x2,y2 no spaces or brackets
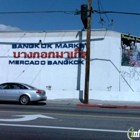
20,95,30,105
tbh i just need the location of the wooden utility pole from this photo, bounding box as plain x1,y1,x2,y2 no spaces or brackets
84,0,92,104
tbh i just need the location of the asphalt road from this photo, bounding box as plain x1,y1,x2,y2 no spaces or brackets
0,101,140,140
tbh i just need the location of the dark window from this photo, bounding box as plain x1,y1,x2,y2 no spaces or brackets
11,84,20,89
0,84,10,89
17,84,28,89
0,83,28,89
24,84,36,89
9,84,28,89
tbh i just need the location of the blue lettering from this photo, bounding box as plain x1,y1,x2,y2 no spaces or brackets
35,44,40,48
53,61,58,65
15,61,19,64
35,61,39,65
68,44,73,48
12,44,40,49
9,60,84,65
79,43,85,49
41,44,47,48
63,44,68,48
9,60,15,64
41,61,46,65
25,61,29,65
48,61,52,65
17,44,23,49
74,44,79,48
46,60,84,65
12,44,17,49
20,61,24,64
9,60,46,65
23,44,29,49
47,44,52,48
57,61,63,64
30,61,34,65
29,44,34,49
64,60,68,65
55,44,62,48
79,60,84,64
74,60,79,64
68,60,73,64
41,44,52,48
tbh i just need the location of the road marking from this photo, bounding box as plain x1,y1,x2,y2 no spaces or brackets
0,123,127,133
0,110,139,120
0,114,55,122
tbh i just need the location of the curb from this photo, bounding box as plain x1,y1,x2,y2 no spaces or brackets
76,104,140,109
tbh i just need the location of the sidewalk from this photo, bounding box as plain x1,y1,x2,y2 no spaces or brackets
46,99,140,109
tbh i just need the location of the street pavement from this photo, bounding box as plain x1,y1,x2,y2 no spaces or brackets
1,101,139,140
46,99,140,109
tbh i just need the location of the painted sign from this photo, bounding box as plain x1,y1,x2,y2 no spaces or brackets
121,34,140,67
9,43,86,65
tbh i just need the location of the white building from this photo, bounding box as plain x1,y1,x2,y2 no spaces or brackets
0,29,140,102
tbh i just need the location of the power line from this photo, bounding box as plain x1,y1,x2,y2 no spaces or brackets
0,10,140,16
98,0,110,22
94,10,140,16
97,0,106,27
0,11,74,14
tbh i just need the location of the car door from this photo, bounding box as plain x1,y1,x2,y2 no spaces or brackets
6,83,21,101
0,84,8,100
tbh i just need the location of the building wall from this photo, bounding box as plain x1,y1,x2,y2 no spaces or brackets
0,30,140,101
89,35,121,92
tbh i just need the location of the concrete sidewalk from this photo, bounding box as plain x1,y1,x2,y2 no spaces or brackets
46,99,140,109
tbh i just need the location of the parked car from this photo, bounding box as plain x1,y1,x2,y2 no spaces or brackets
0,82,47,105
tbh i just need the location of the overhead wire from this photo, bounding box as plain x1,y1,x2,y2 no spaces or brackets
98,0,102,20
97,1,100,12
29,0,67,85
94,10,140,15
0,9,140,16
0,11,74,15
97,0,114,29
11,0,59,83
97,0,106,27
98,0,110,22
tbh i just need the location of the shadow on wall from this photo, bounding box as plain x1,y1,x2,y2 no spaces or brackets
79,90,84,103
75,30,105,102
76,31,85,102
90,58,134,92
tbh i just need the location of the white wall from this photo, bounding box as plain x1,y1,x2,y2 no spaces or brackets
89,36,121,92
0,30,140,101
120,66,140,92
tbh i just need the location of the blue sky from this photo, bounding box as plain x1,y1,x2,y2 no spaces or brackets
0,0,140,37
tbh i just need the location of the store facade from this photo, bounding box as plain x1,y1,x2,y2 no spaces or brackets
0,30,140,101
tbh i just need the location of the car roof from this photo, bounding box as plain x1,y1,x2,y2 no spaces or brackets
0,82,37,89
0,82,26,85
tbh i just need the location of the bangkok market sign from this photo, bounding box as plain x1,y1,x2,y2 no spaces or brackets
9,43,86,65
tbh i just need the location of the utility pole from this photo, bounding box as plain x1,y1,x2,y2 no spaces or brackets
84,0,92,104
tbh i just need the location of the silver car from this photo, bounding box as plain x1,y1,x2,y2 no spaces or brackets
0,82,47,105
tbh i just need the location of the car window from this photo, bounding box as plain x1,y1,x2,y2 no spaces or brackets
0,84,10,89
0,84,6,89
17,84,28,89
0,83,28,89
11,84,20,89
24,84,37,89
9,84,28,89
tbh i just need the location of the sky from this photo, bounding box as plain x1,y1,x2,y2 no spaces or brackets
0,0,140,37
